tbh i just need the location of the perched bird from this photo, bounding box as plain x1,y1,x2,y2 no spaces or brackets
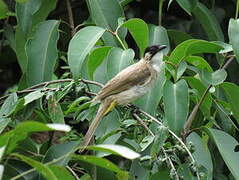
80,45,167,150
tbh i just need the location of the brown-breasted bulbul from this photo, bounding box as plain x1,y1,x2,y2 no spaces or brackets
80,45,167,150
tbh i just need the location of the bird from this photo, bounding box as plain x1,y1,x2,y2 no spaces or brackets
80,45,167,151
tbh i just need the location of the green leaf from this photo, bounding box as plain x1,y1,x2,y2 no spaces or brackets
168,30,193,46
176,61,187,80
15,27,28,73
221,82,239,123
148,24,170,54
136,63,166,115
86,0,125,46
192,2,224,41
169,39,223,64
32,0,57,27
12,153,58,180
65,96,91,115
187,133,213,180
48,166,75,180
205,128,239,179
0,0,9,19
151,126,168,159
200,69,227,86
16,0,42,35
87,46,113,80
184,77,212,117
163,79,189,135
120,18,149,57
185,56,213,71
0,93,18,117
86,144,140,159
0,117,11,134
139,135,154,151
175,0,198,15
48,96,65,124
73,155,127,175
24,90,44,105
0,121,71,154
213,41,233,54
107,48,134,79
228,18,239,63
26,20,60,86
68,26,105,79
42,141,80,165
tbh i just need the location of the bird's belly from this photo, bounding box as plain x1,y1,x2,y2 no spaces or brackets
115,85,151,105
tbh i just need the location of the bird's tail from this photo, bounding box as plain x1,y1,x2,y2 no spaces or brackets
79,98,117,152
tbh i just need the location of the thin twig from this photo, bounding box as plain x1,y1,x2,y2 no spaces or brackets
66,0,76,36
0,79,103,103
133,113,154,136
162,147,180,180
66,166,80,180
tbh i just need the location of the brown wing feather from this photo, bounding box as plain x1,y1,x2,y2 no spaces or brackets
96,60,151,101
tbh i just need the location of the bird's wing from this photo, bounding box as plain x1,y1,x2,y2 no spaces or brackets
96,60,151,100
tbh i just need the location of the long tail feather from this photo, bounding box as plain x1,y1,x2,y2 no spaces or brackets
79,99,113,152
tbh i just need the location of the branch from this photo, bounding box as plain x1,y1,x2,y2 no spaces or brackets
66,0,76,36
0,79,103,104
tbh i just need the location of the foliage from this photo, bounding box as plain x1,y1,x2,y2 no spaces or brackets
0,0,239,179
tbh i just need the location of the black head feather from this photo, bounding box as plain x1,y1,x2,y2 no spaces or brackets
144,45,167,57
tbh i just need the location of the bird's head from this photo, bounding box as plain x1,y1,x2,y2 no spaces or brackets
144,45,167,62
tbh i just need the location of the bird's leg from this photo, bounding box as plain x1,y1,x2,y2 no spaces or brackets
127,103,140,114
103,100,117,116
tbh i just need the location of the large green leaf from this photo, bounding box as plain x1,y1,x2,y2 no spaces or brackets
221,82,239,123
175,0,197,15
107,48,134,79
205,128,239,179
169,39,223,64
192,2,224,41
86,0,125,46
185,56,213,71
32,0,57,27
73,155,127,176
120,18,149,57
200,69,227,86
184,77,212,117
15,0,41,35
12,153,58,180
163,79,189,135
26,20,59,86
187,133,213,180
0,93,18,117
0,0,10,19
228,18,239,63
86,144,140,159
15,0,56,74
0,121,71,154
68,26,105,79
148,24,170,54
168,30,193,46
15,0,40,73
87,46,113,80
48,166,75,180
42,141,80,165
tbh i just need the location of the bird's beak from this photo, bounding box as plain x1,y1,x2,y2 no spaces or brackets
157,45,167,51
